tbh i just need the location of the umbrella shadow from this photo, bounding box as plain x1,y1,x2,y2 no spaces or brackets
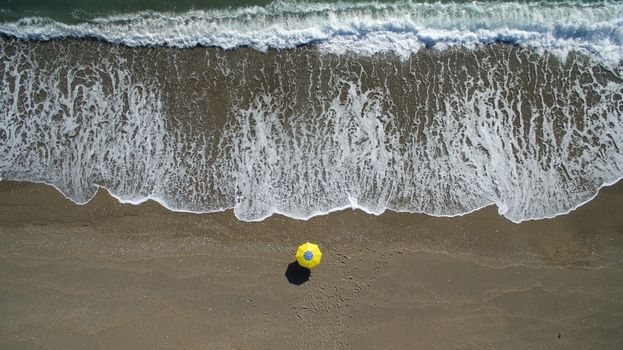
285,261,310,285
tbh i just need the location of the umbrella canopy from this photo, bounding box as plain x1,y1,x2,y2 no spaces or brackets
296,242,322,269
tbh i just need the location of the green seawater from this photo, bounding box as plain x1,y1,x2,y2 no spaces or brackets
0,0,553,23
0,0,273,22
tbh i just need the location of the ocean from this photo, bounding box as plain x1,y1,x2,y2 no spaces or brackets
0,0,621,222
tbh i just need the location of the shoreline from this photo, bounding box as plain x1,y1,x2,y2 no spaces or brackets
1,180,622,348
2,178,623,262
4,174,623,225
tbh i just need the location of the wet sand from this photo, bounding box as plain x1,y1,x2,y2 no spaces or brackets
1,180,623,349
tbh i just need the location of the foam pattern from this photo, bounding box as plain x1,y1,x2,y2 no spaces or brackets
0,40,622,222
0,1,622,66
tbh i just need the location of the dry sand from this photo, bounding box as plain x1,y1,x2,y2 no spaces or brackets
1,180,622,349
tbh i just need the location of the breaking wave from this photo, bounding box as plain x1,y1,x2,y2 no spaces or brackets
0,1,622,66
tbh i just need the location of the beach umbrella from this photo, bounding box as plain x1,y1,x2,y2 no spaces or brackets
296,242,322,269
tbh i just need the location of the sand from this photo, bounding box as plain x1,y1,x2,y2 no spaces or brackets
1,180,622,349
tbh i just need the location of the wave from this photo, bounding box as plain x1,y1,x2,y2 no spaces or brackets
0,1,622,66
1,38,622,223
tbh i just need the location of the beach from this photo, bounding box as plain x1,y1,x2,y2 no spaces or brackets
1,180,622,349
1,1,623,348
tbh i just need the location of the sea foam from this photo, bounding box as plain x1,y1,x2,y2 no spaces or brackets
1,38,622,223
0,1,622,66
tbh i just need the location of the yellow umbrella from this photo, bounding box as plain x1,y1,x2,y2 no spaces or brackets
296,242,322,269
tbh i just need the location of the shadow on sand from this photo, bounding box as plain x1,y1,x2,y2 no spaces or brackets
285,261,310,285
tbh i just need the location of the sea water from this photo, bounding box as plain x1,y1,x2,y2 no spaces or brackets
0,1,621,222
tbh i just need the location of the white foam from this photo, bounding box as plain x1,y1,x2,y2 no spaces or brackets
0,1,622,66
215,74,623,222
0,41,169,206
1,27,622,223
